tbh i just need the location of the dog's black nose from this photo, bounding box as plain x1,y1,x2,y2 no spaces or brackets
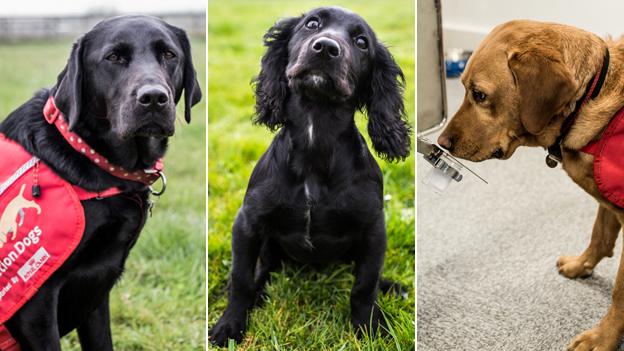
492,148,504,159
137,85,169,109
437,134,454,151
311,37,341,58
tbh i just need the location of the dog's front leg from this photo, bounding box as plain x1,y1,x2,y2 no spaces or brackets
351,218,387,335
209,211,261,346
253,239,281,305
5,287,62,351
557,205,620,278
567,217,624,351
77,295,113,351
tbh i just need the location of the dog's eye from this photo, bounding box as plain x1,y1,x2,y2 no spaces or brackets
305,18,320,30
354,36,368,50
472,89,487,103
105,53,126,64
163,51,176,60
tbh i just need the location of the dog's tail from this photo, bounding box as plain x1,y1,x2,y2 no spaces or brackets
18,184,26,196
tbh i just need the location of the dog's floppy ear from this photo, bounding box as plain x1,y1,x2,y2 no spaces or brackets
172,26,202,123
55,37,84,131
253,16,301,131
365,42,411,162
508,47,577,135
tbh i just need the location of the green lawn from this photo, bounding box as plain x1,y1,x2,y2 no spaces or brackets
208,1,415,350
0,38,206,350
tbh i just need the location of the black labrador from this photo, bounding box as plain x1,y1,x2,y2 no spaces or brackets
0,15,201,350
209,7,410,346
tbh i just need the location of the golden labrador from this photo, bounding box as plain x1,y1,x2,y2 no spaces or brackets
438,20,624,350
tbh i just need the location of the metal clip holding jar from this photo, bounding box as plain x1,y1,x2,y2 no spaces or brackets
418,137,487,193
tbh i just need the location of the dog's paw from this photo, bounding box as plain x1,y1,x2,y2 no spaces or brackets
353,319,383,338
567,326,620,351
557,255,594,279
208,316,246,347
352,312,388,338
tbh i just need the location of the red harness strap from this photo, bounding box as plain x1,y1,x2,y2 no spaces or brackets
72,186,123,201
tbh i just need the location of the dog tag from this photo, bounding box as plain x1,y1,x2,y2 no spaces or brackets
545,155,559,168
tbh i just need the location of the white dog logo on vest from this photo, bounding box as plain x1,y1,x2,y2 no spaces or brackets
0,184,41,248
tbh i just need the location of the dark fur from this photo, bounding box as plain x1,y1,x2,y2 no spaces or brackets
0,15,201,350
209,7,410,346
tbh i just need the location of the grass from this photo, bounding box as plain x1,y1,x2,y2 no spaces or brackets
0,37,206,350
207,1,415,350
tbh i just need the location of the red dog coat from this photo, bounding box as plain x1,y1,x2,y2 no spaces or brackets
582,106,624,208
0,134,87,350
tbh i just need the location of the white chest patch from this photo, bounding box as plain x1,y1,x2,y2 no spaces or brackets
310,74,323,86
307,117,314,144
304,182,310,200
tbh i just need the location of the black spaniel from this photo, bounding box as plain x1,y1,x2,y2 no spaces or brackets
209,7,410,346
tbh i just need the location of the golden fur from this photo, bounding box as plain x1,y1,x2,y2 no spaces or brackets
438,20,624,350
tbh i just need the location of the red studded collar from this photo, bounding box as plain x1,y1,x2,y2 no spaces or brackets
43,96,165,187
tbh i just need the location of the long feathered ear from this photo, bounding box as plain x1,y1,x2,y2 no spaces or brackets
365,42,411,162
172,26,202,123
253,16,301,131
54,37,84,131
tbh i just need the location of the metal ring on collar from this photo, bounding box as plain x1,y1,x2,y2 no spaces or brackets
149,171,167,196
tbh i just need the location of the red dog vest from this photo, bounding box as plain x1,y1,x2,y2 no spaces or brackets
0,137,127,349
581,106,624,208
0,135,88,350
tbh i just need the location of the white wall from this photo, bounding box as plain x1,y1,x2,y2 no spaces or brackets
442,0,624,50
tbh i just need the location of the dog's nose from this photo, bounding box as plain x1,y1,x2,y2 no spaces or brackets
311,37,341,58
437,134,454,151
137,85,169,110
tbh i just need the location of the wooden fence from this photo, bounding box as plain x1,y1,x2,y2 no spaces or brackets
0,12,205,41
